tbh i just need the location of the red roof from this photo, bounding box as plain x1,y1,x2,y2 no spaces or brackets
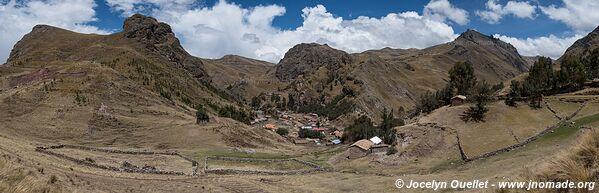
312,127,327,131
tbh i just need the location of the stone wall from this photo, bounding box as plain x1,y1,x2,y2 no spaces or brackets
413,102,587,162
204,156,323,175
464,102,587,161
35,144,198,176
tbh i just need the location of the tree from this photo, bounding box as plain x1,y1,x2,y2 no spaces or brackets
526,57,554,92
449,61,477,95
250,96,262,109
585,48,599,79
379,108,403,144
461,82,491,122
505,80,521,107
287,93,295,110
559,56,587,89
342,115,377,142
196,105,210,123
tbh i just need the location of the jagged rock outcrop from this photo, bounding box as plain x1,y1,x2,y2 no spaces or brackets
122,14,208,80
275,43,353,81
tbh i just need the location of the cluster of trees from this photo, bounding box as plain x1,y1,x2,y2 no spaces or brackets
506,56,588,107
250,93,287,110
415,61,499,122
297,94,354,120
298,128,325,139
217,105,253,124
583,48,599,80
342,109,404,144
415,62,478,114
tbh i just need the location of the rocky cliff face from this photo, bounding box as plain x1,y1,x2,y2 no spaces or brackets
275,43,353,81
122,14,208,81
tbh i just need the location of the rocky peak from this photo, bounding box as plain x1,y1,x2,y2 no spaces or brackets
122,14,176,45
456,29,491,42
275,43,352,81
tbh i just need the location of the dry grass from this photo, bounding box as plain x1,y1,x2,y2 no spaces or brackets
420,101,558,157
524,129,599,193
0,155,67,193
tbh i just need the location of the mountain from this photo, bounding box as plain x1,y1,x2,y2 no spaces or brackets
0,14,290,150
561,26,599,60
219,29,530,120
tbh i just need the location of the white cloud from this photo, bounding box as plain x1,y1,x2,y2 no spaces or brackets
476,0,536,24
105,0,196,16
0,0,110,63
495,34,582,58
541,0,599,32
423,0,469,25
107,0,460,63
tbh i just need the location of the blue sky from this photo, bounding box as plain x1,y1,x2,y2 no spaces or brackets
91,0,573,38
1,0,598,63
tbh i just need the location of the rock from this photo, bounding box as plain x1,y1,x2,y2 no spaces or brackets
275,43,352,81
123,14,175,45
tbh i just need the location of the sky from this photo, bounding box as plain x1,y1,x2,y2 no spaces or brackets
1,0,598,64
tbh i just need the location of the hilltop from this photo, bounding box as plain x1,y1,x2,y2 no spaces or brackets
0,14,291,151
211,28,531,121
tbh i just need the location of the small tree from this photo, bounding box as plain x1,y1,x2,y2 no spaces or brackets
250,96,262,109
196,105,209,123
342,115,377,142
449,61,477,95
276,128,289,136
378,108,403,144
461,82,491,122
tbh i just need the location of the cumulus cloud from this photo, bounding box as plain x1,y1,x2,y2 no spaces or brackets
423,0,469,25
107,0,460,63
0,0,110,63
495,34,582,58
541,0,599,32
105,0,197,16
476,0,536,24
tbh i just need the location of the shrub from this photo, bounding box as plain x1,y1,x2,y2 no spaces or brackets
276,128,289,136
196,105,210,123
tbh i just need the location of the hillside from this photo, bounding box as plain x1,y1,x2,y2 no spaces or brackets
0,14,291,151
220,29,531,120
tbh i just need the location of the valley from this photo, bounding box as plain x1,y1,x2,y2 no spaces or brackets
0,13,598,193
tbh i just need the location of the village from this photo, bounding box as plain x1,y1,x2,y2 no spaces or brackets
250,110,392,158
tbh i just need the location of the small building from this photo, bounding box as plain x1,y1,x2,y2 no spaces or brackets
332,130,343,138
312,127,327,132
369,136,382,145
370,144,390,153
331,139,342,145
584,79,599,87
301,125,313,130
347,139,374,159
264,123,276,130
451,95,467,106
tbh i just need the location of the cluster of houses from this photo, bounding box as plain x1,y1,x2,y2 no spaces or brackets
253,111,344,146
